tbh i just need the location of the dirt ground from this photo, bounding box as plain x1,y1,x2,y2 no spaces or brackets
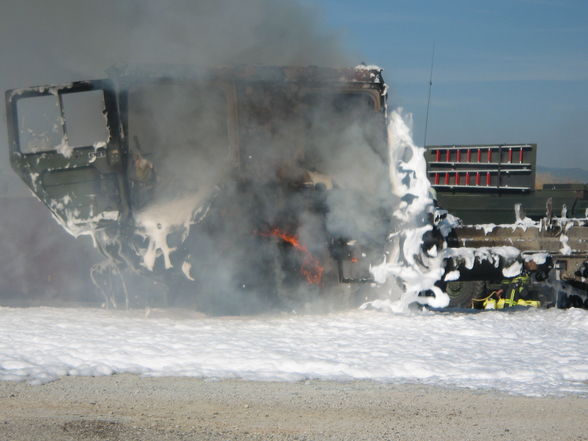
0,375,587,441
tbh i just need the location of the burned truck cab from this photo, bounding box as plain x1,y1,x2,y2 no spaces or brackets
6,65,393,311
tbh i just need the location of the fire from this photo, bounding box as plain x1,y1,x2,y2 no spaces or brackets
260,228,324,285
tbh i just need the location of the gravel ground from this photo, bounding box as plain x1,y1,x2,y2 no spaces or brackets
1,375,587,440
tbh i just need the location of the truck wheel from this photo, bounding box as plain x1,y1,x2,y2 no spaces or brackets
446,280,487,308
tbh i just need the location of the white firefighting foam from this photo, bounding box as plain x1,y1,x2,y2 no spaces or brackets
47,195,118,242
368,111,548,312
1,306,587,396
134,192,213,271
387,111,433,223
368,110,449,311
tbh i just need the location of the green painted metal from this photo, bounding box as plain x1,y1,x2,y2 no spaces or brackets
425,144,588,224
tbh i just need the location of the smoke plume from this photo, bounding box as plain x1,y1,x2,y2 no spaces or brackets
0,0,407,313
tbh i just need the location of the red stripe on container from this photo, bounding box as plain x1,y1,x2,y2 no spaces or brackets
486,172,491,186
434,173,440,185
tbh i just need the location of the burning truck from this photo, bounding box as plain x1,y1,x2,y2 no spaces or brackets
5,65,588,312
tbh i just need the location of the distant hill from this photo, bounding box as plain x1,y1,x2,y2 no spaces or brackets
536,166,588,187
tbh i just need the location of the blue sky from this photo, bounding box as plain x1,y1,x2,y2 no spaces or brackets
312,0,588,168
0,0,585,185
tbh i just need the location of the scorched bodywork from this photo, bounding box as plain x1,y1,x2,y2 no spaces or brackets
5,65,393,312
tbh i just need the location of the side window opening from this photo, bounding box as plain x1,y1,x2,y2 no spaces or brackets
17,95,62,153
15,89,110,155
61,90,109,148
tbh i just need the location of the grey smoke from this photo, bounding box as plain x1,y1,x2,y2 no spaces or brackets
0,0,349,194
0,0,396,312
125,78,395,313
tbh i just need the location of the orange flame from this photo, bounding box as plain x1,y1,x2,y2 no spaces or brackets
260,228,324,285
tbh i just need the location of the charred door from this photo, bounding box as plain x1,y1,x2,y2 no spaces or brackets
5,80,128,237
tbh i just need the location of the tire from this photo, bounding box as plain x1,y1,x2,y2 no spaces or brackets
446,280,487,308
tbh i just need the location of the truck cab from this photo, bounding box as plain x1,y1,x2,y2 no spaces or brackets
6,65,393,312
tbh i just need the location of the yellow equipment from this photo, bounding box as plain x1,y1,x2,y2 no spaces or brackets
473,274,541,309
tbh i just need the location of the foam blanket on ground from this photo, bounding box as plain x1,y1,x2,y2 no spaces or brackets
1,307,587,396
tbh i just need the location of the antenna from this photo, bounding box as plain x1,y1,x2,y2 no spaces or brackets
423,43,436,148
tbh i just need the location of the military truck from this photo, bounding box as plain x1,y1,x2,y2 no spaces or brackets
5,66,588,312
5,65,395,312
425,144,588,309
425,144,588,224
